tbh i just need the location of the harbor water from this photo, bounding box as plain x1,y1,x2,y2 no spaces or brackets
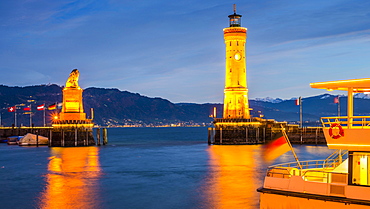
0,127,333,209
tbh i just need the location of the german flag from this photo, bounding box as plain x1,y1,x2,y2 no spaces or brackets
48,103,57,110
263,132,291,162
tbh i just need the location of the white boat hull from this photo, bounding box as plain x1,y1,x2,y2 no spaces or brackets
259,190,370,209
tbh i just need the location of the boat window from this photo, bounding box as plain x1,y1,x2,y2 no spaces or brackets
350,152,370,186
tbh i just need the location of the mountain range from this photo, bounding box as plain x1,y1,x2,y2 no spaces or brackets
1,84,370,127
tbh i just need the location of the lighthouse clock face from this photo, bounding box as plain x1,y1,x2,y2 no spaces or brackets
234,52,241,61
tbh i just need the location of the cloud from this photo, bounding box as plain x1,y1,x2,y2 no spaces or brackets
1,0,370,103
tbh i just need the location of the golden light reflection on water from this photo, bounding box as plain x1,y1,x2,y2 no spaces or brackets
205,145,265,209
38,147,102,209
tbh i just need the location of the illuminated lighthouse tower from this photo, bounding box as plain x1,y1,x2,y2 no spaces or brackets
223,5,250,119
209,5,263,145
208,5,305,145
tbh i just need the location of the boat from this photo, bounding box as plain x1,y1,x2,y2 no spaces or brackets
7,136,22,145
18,133,48,146
257,78,370,208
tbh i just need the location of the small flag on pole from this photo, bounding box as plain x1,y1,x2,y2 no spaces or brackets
8,106,16,112
295,97,301,106
37,104,45,111
263,132,290,162
57,103,62,109
48,103,56,110
334,96,339,104
23,106,31,111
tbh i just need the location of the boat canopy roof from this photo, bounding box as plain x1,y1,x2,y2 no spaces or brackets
310,78,370,93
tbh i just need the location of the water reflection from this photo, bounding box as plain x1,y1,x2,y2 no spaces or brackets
205,145,265,209
38,147,102,209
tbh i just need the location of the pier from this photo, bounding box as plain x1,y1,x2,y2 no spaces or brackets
0,127,52,139
0,126,108,147
49,124,95,147
208,123,325,145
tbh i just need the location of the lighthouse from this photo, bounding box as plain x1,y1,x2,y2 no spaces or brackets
208,5,317,145
223,4,250,119
208,5,269,145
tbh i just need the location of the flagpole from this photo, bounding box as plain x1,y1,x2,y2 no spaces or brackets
299,96,302,128
14,106,17,127
280,124,302,169
30,104,32,127
338,96,340,117
43,107,46,127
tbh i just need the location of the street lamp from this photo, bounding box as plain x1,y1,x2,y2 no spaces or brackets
14,103,25,127
26,98,36,127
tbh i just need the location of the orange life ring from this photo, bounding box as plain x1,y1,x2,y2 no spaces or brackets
329,123,344,139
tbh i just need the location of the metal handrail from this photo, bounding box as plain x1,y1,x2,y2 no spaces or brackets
323,150,348,168
321,116,370,128
267,159,339,170
266,167,293,179
266,163,348,183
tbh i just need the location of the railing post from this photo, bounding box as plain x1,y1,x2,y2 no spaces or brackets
208,128,211,145
85,128,88,146
103,128,108,145
245,127,248,143
36,130,39,147
62,129,65,147
74,127,77,146
49,129,52,147
220,128,222,144
348,87,353,128
97,128,101,146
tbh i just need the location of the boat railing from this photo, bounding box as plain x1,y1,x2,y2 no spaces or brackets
321,116,370,128
323,150,348,168
266,161,348,183
266,166,295,179
268,159,338,170
266,159,345,178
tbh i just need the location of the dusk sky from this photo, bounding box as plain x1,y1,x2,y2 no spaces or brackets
1,0,370,103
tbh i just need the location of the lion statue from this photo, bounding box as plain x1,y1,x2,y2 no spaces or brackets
65,69,80,88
